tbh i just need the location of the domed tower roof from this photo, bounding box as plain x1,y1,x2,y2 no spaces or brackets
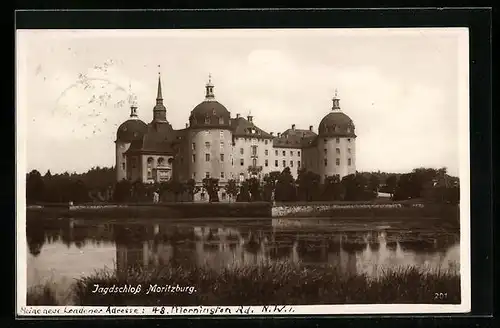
189,74,231,129
116,86,148,142
116,118,148,142
318,90,356,137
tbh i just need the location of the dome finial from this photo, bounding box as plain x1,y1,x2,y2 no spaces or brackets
332,88,340,111
128,81,138,118
205,73,215,101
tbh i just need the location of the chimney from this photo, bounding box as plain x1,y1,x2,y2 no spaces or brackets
277,132,281,138
247,115,253,123
309,125,313,131
270,132,274,136
292,124,296,130
236,113,240,119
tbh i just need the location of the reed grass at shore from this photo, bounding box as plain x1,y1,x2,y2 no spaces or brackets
55,263,460,306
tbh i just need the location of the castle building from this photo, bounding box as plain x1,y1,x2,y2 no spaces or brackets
115,72,357,201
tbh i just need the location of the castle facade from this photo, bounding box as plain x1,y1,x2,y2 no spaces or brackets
115,73,357,201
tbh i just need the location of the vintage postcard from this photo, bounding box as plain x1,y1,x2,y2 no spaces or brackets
16,27,471,317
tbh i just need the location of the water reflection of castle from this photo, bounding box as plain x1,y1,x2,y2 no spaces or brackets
27,219,460,279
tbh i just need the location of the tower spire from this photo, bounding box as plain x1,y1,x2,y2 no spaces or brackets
205,73,215,101
156,68,163,104
153,66,167,122
332,88,340,110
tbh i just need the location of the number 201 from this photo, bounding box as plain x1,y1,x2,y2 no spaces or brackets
434,292,447,300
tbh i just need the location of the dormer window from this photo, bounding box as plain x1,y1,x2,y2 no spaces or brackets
212,109,216,115
219,117,224,124
205,116,210,124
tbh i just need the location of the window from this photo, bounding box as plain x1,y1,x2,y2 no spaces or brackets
265,149,268,156
348,148,351,154
192,142,196,150
336,158,340,166
324,159,328,167
205,172,210,179
347,127,351,133
298,161,301,168
252,158,257,167
290,151,294,156
219,117,224,124
221,192,226,200
192,154,196,162
282,151,286,156
290,161,294,167
220,154,224,161
348,158,352,166
205,117,210,124
158,157,165,166
240,158,244,166
282,160,286,167
205,154,210,162
122,163,125,170
298,151,301,156
265,159,269,167
220,131,224,138
265,140,268,145
336,148,340,154
231,158,234,166
220,141,224,151
336,138,340,143
275,160,278,167
220,172,225,179
240,148,244,155
275,150,278,156
324,148,327,155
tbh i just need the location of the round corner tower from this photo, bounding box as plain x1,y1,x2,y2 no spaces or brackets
115,103,147,182
316,90,357,182
186,74,234,188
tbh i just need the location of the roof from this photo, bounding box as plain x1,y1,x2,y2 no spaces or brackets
318,111,356,137
273,128,318,149
230,117,274,139
125,121,178,155
116,119,148,142
189,100,231,129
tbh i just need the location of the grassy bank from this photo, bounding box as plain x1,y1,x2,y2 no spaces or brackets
64,263,460,306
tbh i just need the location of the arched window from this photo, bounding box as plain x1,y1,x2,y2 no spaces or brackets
157,157,165,166
147,157,154,179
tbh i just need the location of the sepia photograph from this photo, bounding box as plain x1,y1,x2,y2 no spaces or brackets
16,27,470,316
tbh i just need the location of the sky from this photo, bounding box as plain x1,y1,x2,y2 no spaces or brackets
16,28,468,177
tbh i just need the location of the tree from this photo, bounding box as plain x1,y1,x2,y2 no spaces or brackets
322,174,344,200
113,179,132,202
341,173,373,201
26,170,45,204
224,179,239,202
169,180,186,202
296,169,321,201
274,167,297,202
185,179,200,202
247,177,263,201
202,178,220,202
262,171,281,201
385,175,398,198
236,180,251,202
368,174,380,194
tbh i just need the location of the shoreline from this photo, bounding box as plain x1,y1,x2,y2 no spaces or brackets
26,201,460,226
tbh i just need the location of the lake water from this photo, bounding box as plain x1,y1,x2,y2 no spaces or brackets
26,216,460,304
